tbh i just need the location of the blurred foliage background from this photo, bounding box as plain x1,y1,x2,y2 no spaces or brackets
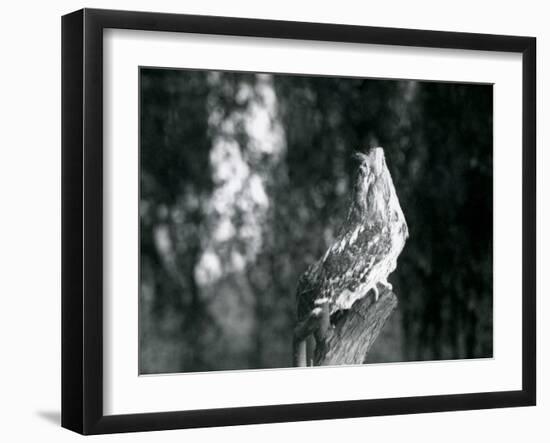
139,68,493,374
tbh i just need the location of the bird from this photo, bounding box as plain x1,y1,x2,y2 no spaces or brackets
294,147,408,364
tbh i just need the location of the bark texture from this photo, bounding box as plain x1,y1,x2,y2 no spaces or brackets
314,287,397,365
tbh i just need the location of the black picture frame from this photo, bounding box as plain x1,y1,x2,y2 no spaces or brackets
61,8,536,435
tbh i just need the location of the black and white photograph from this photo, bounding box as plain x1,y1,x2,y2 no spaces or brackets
139,68,493,374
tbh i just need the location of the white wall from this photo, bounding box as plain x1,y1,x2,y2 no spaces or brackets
0,0,546,441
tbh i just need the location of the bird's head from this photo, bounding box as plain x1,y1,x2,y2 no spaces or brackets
355,147,386,179
352,147,392,222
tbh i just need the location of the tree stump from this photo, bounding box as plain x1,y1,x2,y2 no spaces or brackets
314,287,397,365
293,286,397,366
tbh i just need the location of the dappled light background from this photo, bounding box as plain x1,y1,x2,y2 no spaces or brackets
139,68,493,374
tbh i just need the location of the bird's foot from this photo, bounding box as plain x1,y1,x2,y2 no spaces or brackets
382,279,393,291
373,280,393,302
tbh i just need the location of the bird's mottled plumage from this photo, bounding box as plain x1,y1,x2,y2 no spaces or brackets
296,147,409,322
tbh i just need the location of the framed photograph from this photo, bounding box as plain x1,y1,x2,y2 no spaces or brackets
61,8,536,435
